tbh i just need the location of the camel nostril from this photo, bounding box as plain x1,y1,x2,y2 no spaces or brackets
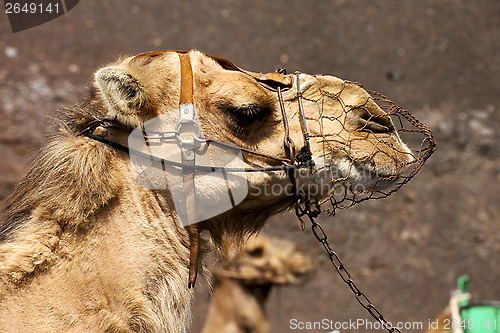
352,108,395,134
247,246,264,258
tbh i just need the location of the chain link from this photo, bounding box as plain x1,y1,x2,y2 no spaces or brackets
296,201,402,333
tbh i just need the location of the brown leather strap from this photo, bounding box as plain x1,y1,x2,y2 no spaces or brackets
182,158,200,288
178,52,194,105
178,52,201,289
132,50,293,90
208,54,293,88
187,223,200,288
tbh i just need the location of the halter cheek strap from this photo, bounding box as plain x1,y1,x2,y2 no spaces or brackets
177,52,200,289
178,55,317,288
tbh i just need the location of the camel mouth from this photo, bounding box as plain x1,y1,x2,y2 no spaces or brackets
355,165,401,191
270,273,309,285
337,161,400,192
309,156,409,201
215,269,310,286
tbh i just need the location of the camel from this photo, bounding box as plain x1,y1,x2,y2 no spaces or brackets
201,234,314,333
0,50,418,332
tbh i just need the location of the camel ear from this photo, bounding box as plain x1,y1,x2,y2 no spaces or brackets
94,66,152,127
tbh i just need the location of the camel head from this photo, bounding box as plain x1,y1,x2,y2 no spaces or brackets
214,234,314,286
91,50,433,234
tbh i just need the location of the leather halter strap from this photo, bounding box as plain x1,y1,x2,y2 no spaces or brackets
177,52,200,289
176,53,315,288
207,54,293,88
179,52,194,105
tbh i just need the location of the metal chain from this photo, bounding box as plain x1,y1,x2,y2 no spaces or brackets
295,201,402,333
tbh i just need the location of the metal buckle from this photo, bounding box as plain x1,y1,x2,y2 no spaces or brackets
176,103,204,161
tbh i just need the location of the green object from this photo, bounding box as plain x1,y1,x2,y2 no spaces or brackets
458,275,471,307
460,302,500,333
456,274,499,333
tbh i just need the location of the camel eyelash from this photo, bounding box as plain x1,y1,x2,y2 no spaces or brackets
223,103,269,125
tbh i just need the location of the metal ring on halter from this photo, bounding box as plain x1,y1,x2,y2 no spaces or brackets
174,118,204,150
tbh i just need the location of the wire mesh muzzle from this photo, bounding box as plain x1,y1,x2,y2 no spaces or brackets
299,79,436,215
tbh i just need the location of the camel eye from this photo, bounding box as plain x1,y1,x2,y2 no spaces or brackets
223,104,267,126
247,246,264,258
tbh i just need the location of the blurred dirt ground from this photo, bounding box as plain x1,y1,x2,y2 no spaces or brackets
1,1,499,332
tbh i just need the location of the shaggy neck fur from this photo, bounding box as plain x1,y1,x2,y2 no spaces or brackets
0,94,197,333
